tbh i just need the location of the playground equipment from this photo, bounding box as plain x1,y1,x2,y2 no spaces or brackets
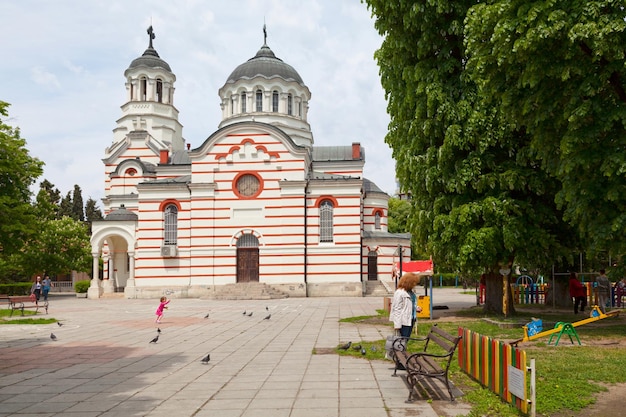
511,305,619,346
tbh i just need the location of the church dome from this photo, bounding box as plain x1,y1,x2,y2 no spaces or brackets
225,44,303,85
128,47,172,72
127,26,172,73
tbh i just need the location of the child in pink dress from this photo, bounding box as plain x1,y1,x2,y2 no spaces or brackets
155,296,170,323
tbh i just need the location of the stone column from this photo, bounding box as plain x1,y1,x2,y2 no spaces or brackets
125,252,137,299
88,253,102,299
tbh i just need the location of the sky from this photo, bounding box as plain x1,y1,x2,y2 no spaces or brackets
1,0,397,206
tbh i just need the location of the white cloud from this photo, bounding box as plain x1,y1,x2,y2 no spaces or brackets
30,67,62,91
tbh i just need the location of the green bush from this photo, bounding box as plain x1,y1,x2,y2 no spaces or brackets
0,282,31,295
74,280,90,293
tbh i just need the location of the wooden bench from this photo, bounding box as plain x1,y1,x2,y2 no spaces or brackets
8,296,49,317
390,324,462,402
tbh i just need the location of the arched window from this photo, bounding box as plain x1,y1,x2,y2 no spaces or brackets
287,94,293,115
156,79,163,102
241,92,247,113
320,200,334,243
375,211,381,230
256,89,263,112
140,77,147,101
272,91,279,112
164,204,178,245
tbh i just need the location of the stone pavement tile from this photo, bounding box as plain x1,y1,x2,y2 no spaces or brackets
213,389,257,400
293,397,339,409
339,379,378,389
47,392,99,403
18,401,74,414
340,396,385,408
290,406,339,417
200,398,252,410
300,380,338,390
260,380,301,390
106,399,162,413
240,408,291,417
340,407,389,417
388,404,440,417
254,388,298,399
193,409,242,417
339,388,380,398
63,400,117,413
296,389,338,399
247,397,294,409
0,401,30,413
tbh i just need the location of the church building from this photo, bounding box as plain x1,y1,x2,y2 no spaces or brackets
89,27,411,299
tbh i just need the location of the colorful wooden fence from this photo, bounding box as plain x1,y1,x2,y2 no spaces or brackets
458,328,532,415
511,284,548,305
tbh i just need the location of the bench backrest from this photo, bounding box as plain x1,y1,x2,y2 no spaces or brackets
9,296,34,303
424,325,462,363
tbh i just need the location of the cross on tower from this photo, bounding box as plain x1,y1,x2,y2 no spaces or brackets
147,25,155,49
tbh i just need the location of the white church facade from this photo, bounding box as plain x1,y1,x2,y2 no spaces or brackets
89,27,411,299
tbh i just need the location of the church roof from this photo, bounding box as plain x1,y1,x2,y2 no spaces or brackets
363,178,387,195
128,26,172,72
225,44,303,85
104,205,138,221
312,145,364,161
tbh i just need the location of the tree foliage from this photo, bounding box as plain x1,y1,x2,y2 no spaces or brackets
0,101,44,255
464,0,626,274
364,0,585,313
20,217,92,277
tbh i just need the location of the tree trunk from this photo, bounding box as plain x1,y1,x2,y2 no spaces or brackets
545,279,572,308
483,271,516,316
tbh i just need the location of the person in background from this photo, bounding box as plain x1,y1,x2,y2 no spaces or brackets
479,273,486,304
42,275,52,301
596,269,611,314
568,272,587,314
30,276,42,304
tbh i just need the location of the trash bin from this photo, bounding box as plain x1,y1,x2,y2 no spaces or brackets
417,295,430,319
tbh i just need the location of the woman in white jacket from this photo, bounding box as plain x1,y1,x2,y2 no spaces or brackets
390,273,422,337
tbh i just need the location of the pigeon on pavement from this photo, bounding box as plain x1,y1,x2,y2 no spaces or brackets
201,354,211,364
157,328,161,333
242,310,246,315
50,333,57,341
149,335,159,344
263,314,271,320
339,341,351,350
57,322,63,327
247,312,253,317
204,313,210,319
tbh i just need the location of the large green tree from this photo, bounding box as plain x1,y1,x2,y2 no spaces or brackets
0,101,43,255
464,0,626,275
19,216,92,277
365,1,578,313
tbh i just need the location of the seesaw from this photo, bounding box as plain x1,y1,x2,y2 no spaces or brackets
510,305,619,346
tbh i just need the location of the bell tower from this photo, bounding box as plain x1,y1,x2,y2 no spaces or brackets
112,26,184,151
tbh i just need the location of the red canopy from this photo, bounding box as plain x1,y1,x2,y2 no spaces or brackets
396,260,433,275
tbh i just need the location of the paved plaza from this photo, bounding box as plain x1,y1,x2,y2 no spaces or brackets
0,289,475,417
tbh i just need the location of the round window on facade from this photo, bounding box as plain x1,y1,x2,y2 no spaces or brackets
235,173,261,198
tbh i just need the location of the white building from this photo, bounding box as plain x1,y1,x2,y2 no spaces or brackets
90,27,411,300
